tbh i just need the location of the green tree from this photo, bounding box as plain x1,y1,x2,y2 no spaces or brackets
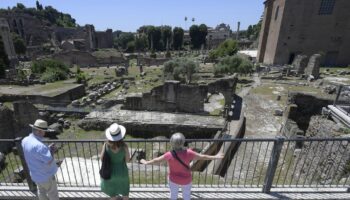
36,1,43,10
114,32,135,50
163,58,199,84
11,3,76,27
135,34,148,51
126,41,135,53
209,39,238,60
189,25,200,49
198,24,208,48
245,19,262,40
12,34,26,55
173,27,184,50
147,26,162,51
16,3,26,9
189,24,207,49
161,26,172,50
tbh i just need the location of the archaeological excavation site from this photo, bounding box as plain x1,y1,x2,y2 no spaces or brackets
0,0,349,199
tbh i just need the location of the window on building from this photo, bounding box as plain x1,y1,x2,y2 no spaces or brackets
274,6,280,20
319,0,335,15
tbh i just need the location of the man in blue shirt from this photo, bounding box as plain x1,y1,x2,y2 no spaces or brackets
22,119,59,200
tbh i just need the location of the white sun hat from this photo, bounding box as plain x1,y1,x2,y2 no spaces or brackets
105,123,126,141
29,119,48,132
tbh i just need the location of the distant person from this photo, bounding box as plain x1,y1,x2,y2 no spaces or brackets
100,123,130,200
21,119,59,200
141,132,224,200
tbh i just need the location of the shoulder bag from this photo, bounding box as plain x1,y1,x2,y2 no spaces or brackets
99,143,112,179
171,150,190,170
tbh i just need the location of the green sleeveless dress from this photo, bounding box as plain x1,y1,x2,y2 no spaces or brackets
101,146,130,197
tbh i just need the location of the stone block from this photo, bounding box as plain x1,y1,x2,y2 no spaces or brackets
305,54,322,79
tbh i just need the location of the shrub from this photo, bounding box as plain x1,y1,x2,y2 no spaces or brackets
214,55,253,76
32,59,69,82
209,39,238,60
40,67,68,82
76,72,87,84
126,41,135,53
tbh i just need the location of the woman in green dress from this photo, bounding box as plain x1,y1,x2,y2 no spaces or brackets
100,123,130,200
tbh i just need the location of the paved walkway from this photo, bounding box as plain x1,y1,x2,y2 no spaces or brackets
0,186,349,199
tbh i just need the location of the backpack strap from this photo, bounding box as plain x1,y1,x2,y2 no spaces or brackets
171,150,190,170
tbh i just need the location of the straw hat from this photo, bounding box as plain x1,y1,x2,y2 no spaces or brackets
105,123,126,141
29,119,48,132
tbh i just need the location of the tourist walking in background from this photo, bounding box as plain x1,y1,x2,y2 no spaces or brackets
100,123,130,200
22,119,59,200
141,132,224,200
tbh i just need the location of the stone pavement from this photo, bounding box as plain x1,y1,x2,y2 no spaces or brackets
0,186,349,199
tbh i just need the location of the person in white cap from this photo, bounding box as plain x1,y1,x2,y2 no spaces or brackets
21,119,59,200
100,123,130,200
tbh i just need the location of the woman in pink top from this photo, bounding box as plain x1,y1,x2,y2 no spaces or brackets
140,133,224,200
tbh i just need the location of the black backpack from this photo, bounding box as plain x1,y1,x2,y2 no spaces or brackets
99,144,112,179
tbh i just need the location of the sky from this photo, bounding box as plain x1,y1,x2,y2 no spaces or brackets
0,0,264,32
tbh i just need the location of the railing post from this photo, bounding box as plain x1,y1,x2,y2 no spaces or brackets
334,85,343,106
15,137,37,193
262,136,285,193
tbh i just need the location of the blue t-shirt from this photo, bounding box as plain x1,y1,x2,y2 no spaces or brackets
21,133,58,183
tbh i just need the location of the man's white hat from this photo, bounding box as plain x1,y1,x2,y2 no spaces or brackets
29,119,48,131
105,123,126,141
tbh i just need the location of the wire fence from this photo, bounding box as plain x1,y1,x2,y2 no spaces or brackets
0,137,349,193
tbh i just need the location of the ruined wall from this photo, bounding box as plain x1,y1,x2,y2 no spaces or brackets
0,85,85,106
54,26,86,42
0,102,39,152
96,56,126,65
0,18,17,66
53,84,86,104
281,92,333,137
137,57,170,66
13,101,39,138
292,55,309,74
123,76,237,113
52,50,97,66
0,12,53,46
95,29,113,49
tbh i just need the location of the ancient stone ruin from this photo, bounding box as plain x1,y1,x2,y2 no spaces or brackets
0,18,18,67
304,54,322,79
292,55,309,75
122,75,237,113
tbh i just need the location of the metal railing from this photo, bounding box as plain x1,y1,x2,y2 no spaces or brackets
0,137,349,193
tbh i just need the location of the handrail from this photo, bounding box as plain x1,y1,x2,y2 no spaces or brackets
0,137,348,194
1,137,349,142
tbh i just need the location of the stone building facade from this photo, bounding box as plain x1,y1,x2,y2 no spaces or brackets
257,0,350,66
207,23,231,49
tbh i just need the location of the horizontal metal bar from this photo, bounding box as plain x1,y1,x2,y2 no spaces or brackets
1,137,349,143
